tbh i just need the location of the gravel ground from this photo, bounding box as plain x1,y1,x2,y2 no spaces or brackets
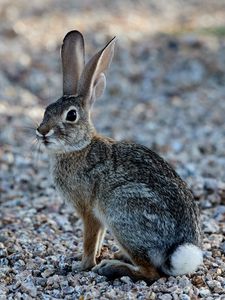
0,1,225,299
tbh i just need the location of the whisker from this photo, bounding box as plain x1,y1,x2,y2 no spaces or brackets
13,122,37,138
35,141,42,169
30,138,43,170
30,139,39,152
54,126,76,150
56,129,72,143
61,135,72,146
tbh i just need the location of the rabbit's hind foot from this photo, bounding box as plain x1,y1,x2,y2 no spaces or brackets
113,250,132,263
92,259,160,284
92,259,137,279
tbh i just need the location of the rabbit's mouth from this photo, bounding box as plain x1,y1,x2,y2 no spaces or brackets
43,139,51,146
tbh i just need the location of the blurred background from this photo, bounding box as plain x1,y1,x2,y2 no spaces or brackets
0,1,225,298
1,0,225,180
0,0,225,179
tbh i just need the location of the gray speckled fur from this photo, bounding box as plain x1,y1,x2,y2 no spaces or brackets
51,135,201,268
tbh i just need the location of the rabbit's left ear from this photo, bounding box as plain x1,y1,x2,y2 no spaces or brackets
61,30,85,96
78,37,116,105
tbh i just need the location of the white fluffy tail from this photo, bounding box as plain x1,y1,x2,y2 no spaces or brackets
162,244,203,276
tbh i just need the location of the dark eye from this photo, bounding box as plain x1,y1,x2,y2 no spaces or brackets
66,109,77,122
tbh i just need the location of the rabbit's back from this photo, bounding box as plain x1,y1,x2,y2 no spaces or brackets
87,136,193,205
86,137,201,264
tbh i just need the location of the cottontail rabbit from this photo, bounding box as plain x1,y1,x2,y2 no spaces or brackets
36,31,203,282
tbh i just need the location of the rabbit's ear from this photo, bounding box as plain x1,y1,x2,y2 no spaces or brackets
78,37,116,105
61,30,85,96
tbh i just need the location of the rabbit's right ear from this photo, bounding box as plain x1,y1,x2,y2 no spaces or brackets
61,30,85,96
78,37,116,106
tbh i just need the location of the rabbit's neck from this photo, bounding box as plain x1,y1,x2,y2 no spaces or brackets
49,135,104,212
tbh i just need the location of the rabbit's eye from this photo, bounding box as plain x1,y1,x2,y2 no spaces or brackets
66,109,77,122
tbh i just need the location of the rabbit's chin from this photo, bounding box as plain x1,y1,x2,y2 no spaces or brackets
42,138,91,154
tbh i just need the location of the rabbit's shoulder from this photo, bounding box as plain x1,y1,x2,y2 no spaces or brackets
86,136,182,181
112,141,183,182
85,136,190,194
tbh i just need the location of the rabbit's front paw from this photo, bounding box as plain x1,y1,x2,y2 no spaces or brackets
72,258,96,272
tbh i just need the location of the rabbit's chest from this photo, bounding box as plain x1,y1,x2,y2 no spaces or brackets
51,159,92,208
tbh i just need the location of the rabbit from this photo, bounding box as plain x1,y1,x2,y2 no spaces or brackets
36,30,203,283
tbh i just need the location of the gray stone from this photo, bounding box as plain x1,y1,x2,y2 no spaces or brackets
41,268,55,278
158,294,173,300
202,219,220,233
180,295,190,300
199,288,211,297
20,275,37,298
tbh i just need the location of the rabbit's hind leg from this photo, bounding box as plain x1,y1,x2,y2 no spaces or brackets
92,259,160,283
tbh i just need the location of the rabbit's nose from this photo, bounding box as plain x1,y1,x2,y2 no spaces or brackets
36,124,54,137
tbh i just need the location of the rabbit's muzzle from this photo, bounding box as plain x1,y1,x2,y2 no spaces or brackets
36,125,54,146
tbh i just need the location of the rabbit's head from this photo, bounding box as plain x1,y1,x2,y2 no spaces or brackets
36,31,116,153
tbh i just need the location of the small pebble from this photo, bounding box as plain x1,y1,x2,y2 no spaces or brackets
158,294,173,300
180,295,190,300
199,288,211,297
